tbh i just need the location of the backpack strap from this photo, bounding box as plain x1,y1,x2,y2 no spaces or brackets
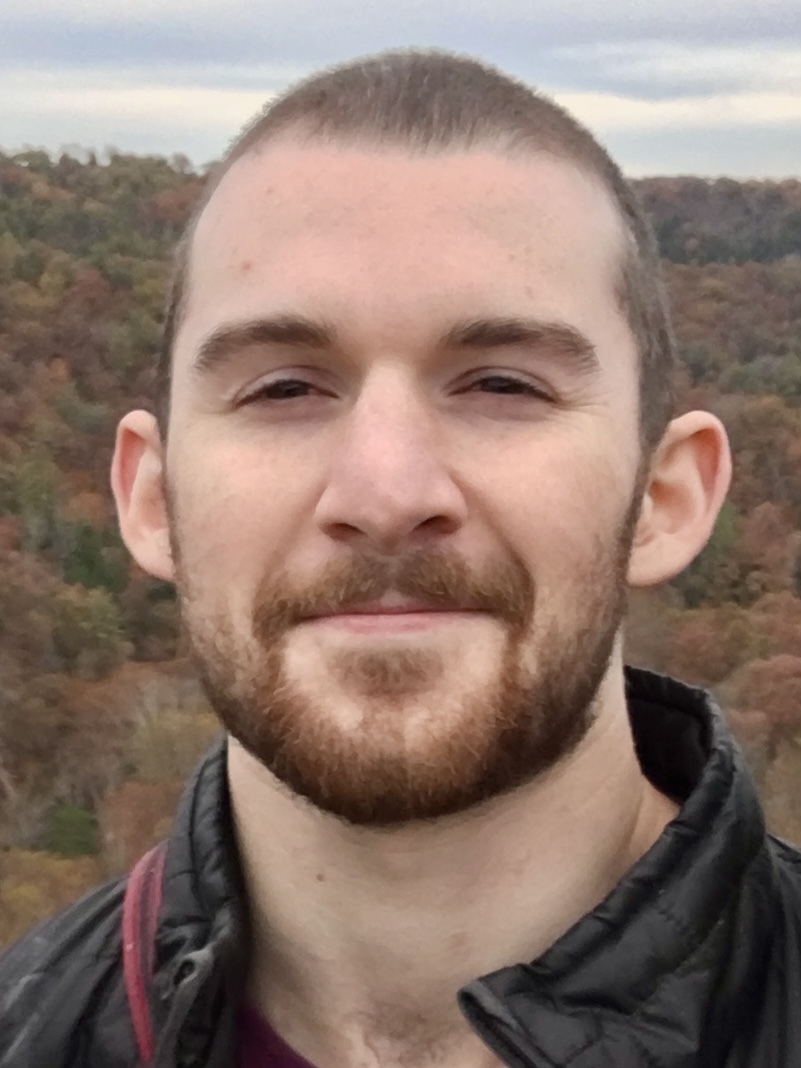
122,840,168,1067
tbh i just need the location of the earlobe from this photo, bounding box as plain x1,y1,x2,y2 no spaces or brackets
110,410,175,582
628,411,732,589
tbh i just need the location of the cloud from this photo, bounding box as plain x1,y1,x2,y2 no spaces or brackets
3,64,799,178
564,90,801,131
3,0,800,72
1,0,799,177
2,75,269,156
607,122,801,179
548,41,801,100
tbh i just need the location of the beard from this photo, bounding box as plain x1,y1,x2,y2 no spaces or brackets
171,491,641,827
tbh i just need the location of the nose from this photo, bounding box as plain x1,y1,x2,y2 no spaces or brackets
313,372,468,553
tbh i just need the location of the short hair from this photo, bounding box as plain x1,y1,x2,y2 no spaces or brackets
156,49,676,451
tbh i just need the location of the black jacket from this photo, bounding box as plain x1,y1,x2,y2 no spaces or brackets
3,667,801,1068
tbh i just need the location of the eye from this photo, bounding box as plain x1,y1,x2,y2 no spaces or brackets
242,377,318,403
466,374,551,399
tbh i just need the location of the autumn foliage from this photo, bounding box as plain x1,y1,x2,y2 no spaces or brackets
0,149,800,946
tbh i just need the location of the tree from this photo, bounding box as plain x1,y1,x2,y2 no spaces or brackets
51,585,130,678
40,803,99,857
729,655,801,740
672,501,746,607
664,603,767,687
0,850,101,947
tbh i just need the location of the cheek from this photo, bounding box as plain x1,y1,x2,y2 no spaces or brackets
168,444,299,585
492,443,632,577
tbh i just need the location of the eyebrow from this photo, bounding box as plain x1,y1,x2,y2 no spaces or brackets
442,317,599,376
190,314,599,378
191,316,336,377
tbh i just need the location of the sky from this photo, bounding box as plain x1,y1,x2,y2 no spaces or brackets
2,0,800,178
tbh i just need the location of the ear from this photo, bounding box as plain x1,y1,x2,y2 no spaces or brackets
628,411,732,588
110,410,175,582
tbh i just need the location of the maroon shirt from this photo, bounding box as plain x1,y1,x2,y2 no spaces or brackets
238,1004,318,1068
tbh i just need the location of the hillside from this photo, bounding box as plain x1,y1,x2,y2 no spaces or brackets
1,149,800,944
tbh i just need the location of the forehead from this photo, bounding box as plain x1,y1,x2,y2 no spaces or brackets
178,142,630,364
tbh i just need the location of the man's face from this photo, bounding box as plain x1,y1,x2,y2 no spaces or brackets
165,142,645,825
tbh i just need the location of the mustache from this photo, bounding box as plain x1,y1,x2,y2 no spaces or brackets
252,546,535,643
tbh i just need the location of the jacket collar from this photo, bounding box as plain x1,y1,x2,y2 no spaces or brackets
459,667,777,1067
155,667,778,1067
151,734,246,1067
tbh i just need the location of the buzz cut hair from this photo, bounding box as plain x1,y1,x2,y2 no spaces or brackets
156,48,676,451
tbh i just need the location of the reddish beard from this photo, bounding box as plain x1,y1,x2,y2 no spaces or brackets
173,498,639,825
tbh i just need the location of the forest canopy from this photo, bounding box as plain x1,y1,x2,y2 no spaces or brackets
1,148,800,945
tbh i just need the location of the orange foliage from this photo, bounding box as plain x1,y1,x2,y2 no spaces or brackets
739,503,798,590
2,152,801,941
730,655,801,735
748,592,801,657
0,850,101,946
763,739,801,846
665,605,765,686
98,779,184,875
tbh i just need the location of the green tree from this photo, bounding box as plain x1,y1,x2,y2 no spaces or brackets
40,804,98,857
58,519,129,593
51,585,130,679
673,501,746,607
15,445,58,550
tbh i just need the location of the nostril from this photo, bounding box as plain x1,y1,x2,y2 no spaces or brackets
418,514,460,536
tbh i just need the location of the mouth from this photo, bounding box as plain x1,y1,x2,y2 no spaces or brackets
299,599,483,633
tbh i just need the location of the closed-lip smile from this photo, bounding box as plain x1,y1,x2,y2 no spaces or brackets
301,597,481,630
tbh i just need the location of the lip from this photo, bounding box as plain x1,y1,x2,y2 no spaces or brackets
309,600,459,617
300,603,480,633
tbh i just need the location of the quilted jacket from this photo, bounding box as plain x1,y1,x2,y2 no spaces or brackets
2,667,801,1067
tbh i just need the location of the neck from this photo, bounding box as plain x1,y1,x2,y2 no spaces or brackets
228,671,678,1068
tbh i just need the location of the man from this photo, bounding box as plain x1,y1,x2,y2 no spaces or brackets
2,47,799,1068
